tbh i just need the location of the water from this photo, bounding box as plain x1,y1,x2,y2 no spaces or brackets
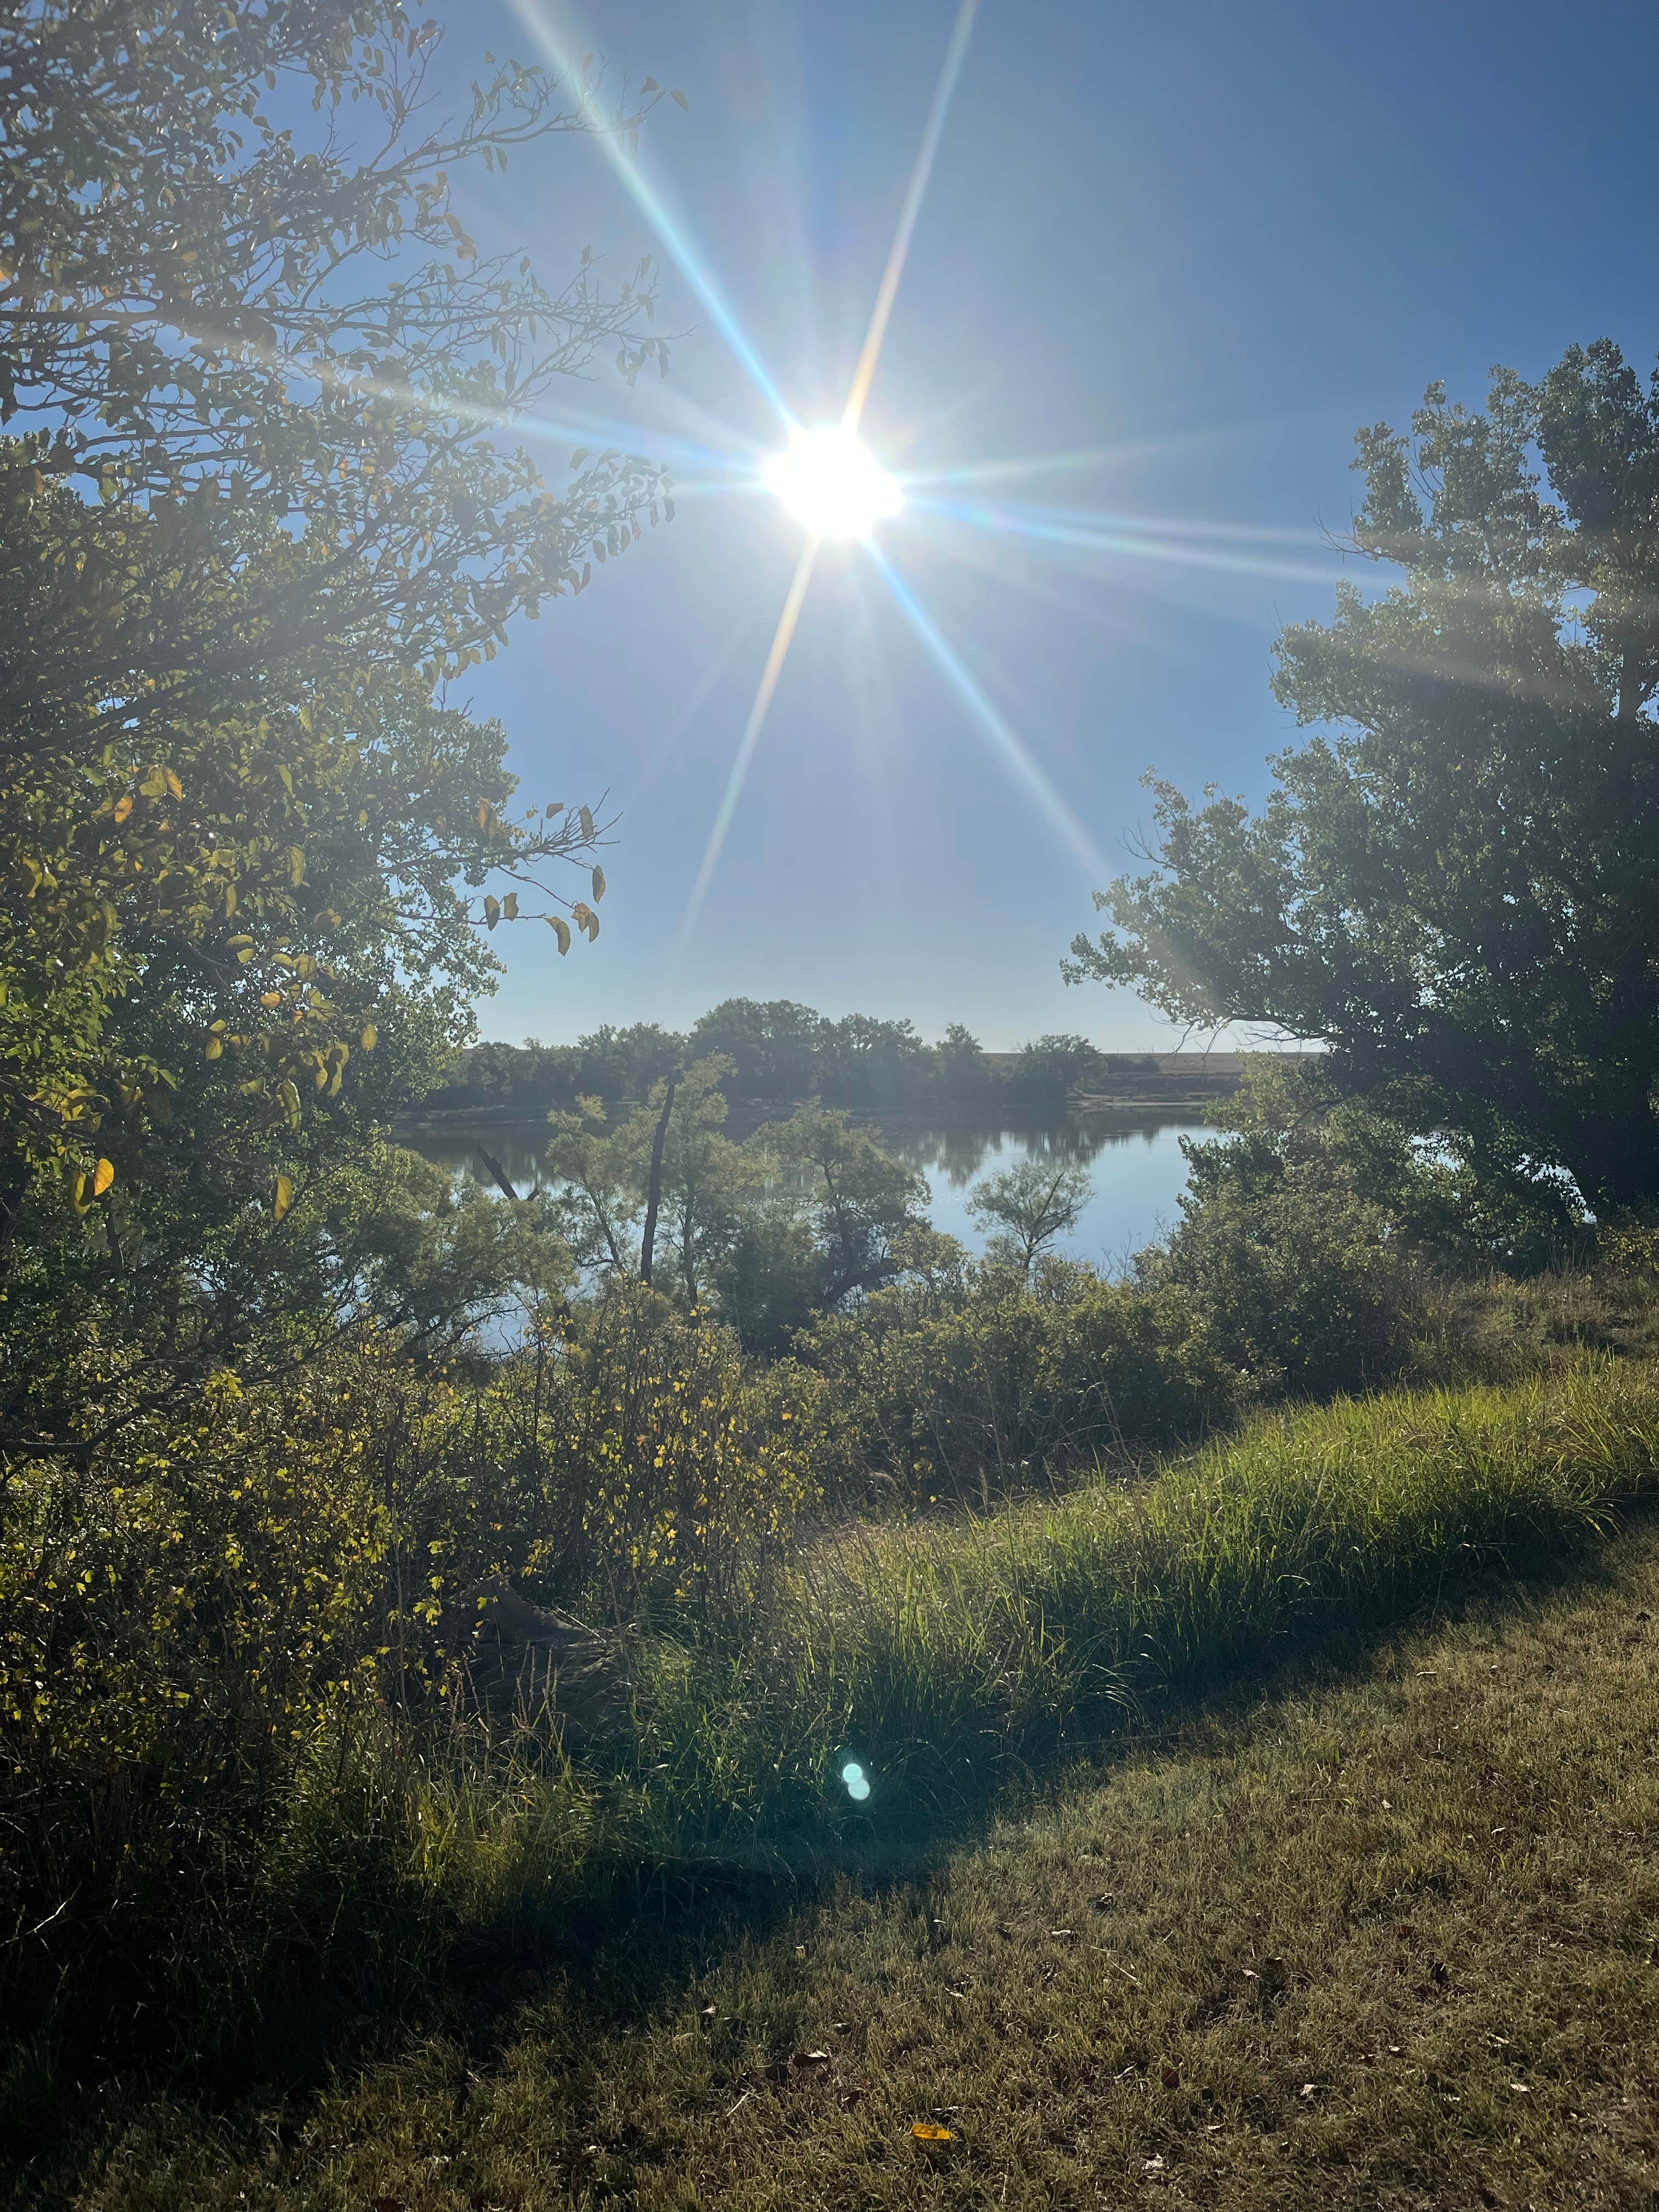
878,1115,1204,1269
402,1110,1207,1272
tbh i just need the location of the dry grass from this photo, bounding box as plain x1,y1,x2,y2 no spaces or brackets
43,1522,1659,2210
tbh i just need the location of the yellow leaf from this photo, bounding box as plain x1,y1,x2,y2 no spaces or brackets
360,1022,377,1051
113,794,133,826
164,768,183,798
273,1172,294,1223
92,1158,115,1198
260,989,283,1007
205,1036,223,1060
911,2123,954,2143
483,894,500,929
549,915,571,956
579,803,595,841
279,1080,301,1130
670,87,689,108
591,865,606,902
502,890,520,920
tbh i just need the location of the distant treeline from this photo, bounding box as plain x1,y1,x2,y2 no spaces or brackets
416,1002,1154,1120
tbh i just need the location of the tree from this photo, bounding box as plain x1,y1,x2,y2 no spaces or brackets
769,1107,927,1304
690,999,825,1102
969,1158,1092,1274
0,2,673,1234
1066,342,1659,1217
935,1021,997,1105
1005,1034,1104,1112
544,1097,642,1277
634,1057,753,1306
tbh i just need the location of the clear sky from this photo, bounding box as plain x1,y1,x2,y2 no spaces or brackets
427,0,1659,1051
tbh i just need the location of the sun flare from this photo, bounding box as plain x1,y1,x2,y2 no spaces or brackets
763,424,903,540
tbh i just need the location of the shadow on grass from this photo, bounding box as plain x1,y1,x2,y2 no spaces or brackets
7,1491,1651,2211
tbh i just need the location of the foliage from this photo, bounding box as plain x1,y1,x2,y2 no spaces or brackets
796,1245,1238,1508
1003,1031,1107,1110
0,0,664,1236
764,1107,928,1307
526,1279,826,1623
969,1155,1093,1273
420,1003,1049,1121
1068,341,1659,1217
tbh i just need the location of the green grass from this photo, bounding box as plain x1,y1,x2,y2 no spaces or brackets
47,1470,1659,2207
623,1359,1659,1869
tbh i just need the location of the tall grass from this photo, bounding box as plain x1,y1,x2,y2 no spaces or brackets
625,1359,1659,1864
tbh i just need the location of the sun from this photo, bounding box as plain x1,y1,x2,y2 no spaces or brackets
763,424,903,540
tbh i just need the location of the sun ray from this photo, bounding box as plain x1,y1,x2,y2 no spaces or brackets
842,0,981,434
865,543,1110,880
635,611,761,797
915,494,1352,586
505,0,796,428
902,421,1304,494
676,539,821,952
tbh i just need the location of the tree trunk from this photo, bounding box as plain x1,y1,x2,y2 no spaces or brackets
639,1080,675,1288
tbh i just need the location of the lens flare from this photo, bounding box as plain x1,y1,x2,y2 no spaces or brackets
764,426,902,541
840,1760,872,1802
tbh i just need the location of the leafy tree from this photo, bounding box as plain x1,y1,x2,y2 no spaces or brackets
769,1107,927,1305
935,1020,997,1104
816,1012,930,1109
0,1,673,1237
690,998,825,1102
634,1057,753,1306
969,1157,1092,1274
544,1097,643,1277
1005,1034,1104,1111
1068,342,1659,1217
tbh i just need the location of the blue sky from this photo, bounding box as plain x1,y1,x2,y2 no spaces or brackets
430,0,1659,1050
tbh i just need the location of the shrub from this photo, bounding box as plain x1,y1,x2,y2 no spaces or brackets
524,1279,826,1624
797,1250,1238,1507
1140,1168,1420,1397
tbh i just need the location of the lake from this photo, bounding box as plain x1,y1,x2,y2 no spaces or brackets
401,1110,1209,1272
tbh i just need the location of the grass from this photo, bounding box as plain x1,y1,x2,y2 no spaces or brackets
41,1485,1659,2206
13,1355,1659,2158
624,1358,1659,1869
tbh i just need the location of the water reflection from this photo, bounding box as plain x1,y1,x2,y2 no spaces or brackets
399,1109,1208,1269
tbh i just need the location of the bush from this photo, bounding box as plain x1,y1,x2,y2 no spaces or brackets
797,1248,1238,1507
1141,1169,1420,1397
0,1293,825,2087
523,1279,826,1624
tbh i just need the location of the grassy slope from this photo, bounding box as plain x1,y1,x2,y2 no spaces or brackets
66,1522,1659,2207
